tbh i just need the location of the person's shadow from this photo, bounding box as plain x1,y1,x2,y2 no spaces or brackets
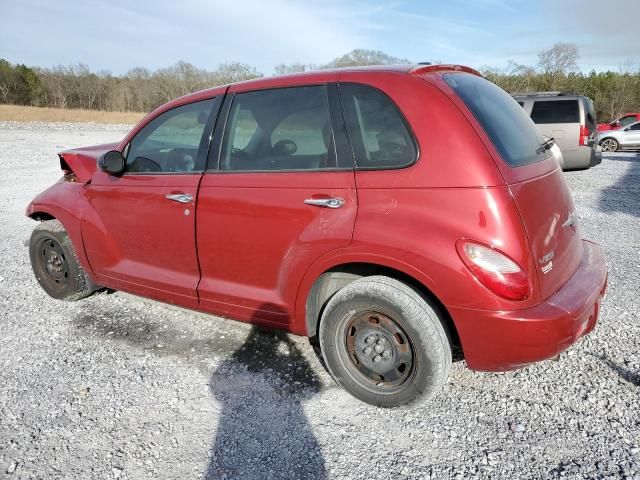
205,318,327,480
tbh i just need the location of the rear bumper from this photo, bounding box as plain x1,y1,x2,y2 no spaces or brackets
563,146,600,169
589,145,602,167
450,240,607,371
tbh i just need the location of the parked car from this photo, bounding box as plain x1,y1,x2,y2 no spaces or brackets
27,65,607,408
598,120,640,152
597,113,640,132
513,92,601,170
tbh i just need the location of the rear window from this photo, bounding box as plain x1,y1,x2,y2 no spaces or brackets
444,73,547,167
530,100,579,124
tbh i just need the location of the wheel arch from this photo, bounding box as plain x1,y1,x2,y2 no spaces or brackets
27,210,56,222
301,259,462,359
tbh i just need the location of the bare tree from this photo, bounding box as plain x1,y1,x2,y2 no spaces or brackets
322,49,411,68
274,63,316,75
537,42,580,90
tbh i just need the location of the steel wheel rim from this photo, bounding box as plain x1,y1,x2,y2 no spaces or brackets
337,309,416,394
38,237,70,289
601,139,617,152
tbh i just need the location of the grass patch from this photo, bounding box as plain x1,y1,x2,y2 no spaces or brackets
0,105,145,124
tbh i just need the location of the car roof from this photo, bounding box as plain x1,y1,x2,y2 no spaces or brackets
173,64,481,104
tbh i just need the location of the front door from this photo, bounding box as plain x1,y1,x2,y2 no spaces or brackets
196,83,357,326
83,97,220,304
623,122,640,147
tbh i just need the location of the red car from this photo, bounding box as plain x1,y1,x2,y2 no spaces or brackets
26,65,607,407
598,113,640,132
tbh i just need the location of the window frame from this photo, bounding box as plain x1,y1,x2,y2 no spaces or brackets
206,83,354,173
337,82,419,171
122,96,222,176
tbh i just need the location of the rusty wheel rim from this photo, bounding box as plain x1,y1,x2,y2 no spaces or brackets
340,309,415,393
37,237,70,290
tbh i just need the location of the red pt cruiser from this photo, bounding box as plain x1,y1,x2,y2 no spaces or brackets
26,65,607,407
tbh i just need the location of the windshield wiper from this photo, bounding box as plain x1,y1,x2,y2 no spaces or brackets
536,137,555,154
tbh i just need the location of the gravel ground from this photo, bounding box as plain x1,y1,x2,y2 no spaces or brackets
0,123,638,480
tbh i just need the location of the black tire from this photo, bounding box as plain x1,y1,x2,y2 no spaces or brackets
29,219,96,301
319,276,451,408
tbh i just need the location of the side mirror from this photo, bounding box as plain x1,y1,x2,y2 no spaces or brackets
98,150,125,175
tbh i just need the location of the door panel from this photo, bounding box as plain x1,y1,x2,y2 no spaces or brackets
195,83,356,326
83,174,201,301
82,96,222,304
196,172,356,323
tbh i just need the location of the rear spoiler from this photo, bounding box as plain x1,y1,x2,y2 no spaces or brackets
409,64,483,77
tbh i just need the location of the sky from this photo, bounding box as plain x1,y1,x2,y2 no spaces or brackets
0,0,638,75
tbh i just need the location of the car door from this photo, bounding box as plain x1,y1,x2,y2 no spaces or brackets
196,82,357,326
530,99,580,153
82,96,222,304
622,122,640,147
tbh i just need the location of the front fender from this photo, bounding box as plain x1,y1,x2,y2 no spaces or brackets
26,181,96,282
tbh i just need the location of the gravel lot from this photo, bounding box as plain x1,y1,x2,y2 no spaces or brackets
0,122,639,480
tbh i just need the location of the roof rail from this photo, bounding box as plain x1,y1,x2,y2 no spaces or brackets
409,64,482,77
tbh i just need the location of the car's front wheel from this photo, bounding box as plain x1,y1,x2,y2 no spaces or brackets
319,276,451,408
600,137,619,152
29,219,96,301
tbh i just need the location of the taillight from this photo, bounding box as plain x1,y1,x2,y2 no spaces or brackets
579,125,589,146
456,240,531,301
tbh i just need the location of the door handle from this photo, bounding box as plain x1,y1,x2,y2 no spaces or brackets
304,197,345,209
165,193,193,204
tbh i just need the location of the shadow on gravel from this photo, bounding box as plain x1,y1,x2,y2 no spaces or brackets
591,353,640,387
206,323,326,480
73,307,326,479
598,156,640,218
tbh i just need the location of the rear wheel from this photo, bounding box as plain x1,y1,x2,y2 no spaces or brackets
600,138,619,152
29,220,96,301
319,276,451,408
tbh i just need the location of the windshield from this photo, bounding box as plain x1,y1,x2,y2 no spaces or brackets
444,73,548,167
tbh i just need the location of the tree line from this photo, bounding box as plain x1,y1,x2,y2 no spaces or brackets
1,45,638,122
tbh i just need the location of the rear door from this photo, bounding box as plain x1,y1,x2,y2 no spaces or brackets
530,98,581,153
443,73,583,300
196,82,357,326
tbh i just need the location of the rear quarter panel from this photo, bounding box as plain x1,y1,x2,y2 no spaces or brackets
327,72,540,311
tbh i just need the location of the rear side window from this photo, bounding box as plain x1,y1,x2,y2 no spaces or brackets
530,100,579,124
629,123,640,131
220,85,336,171
340,83,417,169
444,73,547,167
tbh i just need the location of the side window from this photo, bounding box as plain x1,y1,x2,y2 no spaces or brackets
340,83,417,169
530,100,579,124
517,101,524,107
629,123,640,131
126,99,214,173
619,116,637,127
220,85,336,171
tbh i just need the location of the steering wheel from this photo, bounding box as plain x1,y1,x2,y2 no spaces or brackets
130,157,162,173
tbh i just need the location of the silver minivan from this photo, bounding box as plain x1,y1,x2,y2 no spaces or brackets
513,93,602,170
